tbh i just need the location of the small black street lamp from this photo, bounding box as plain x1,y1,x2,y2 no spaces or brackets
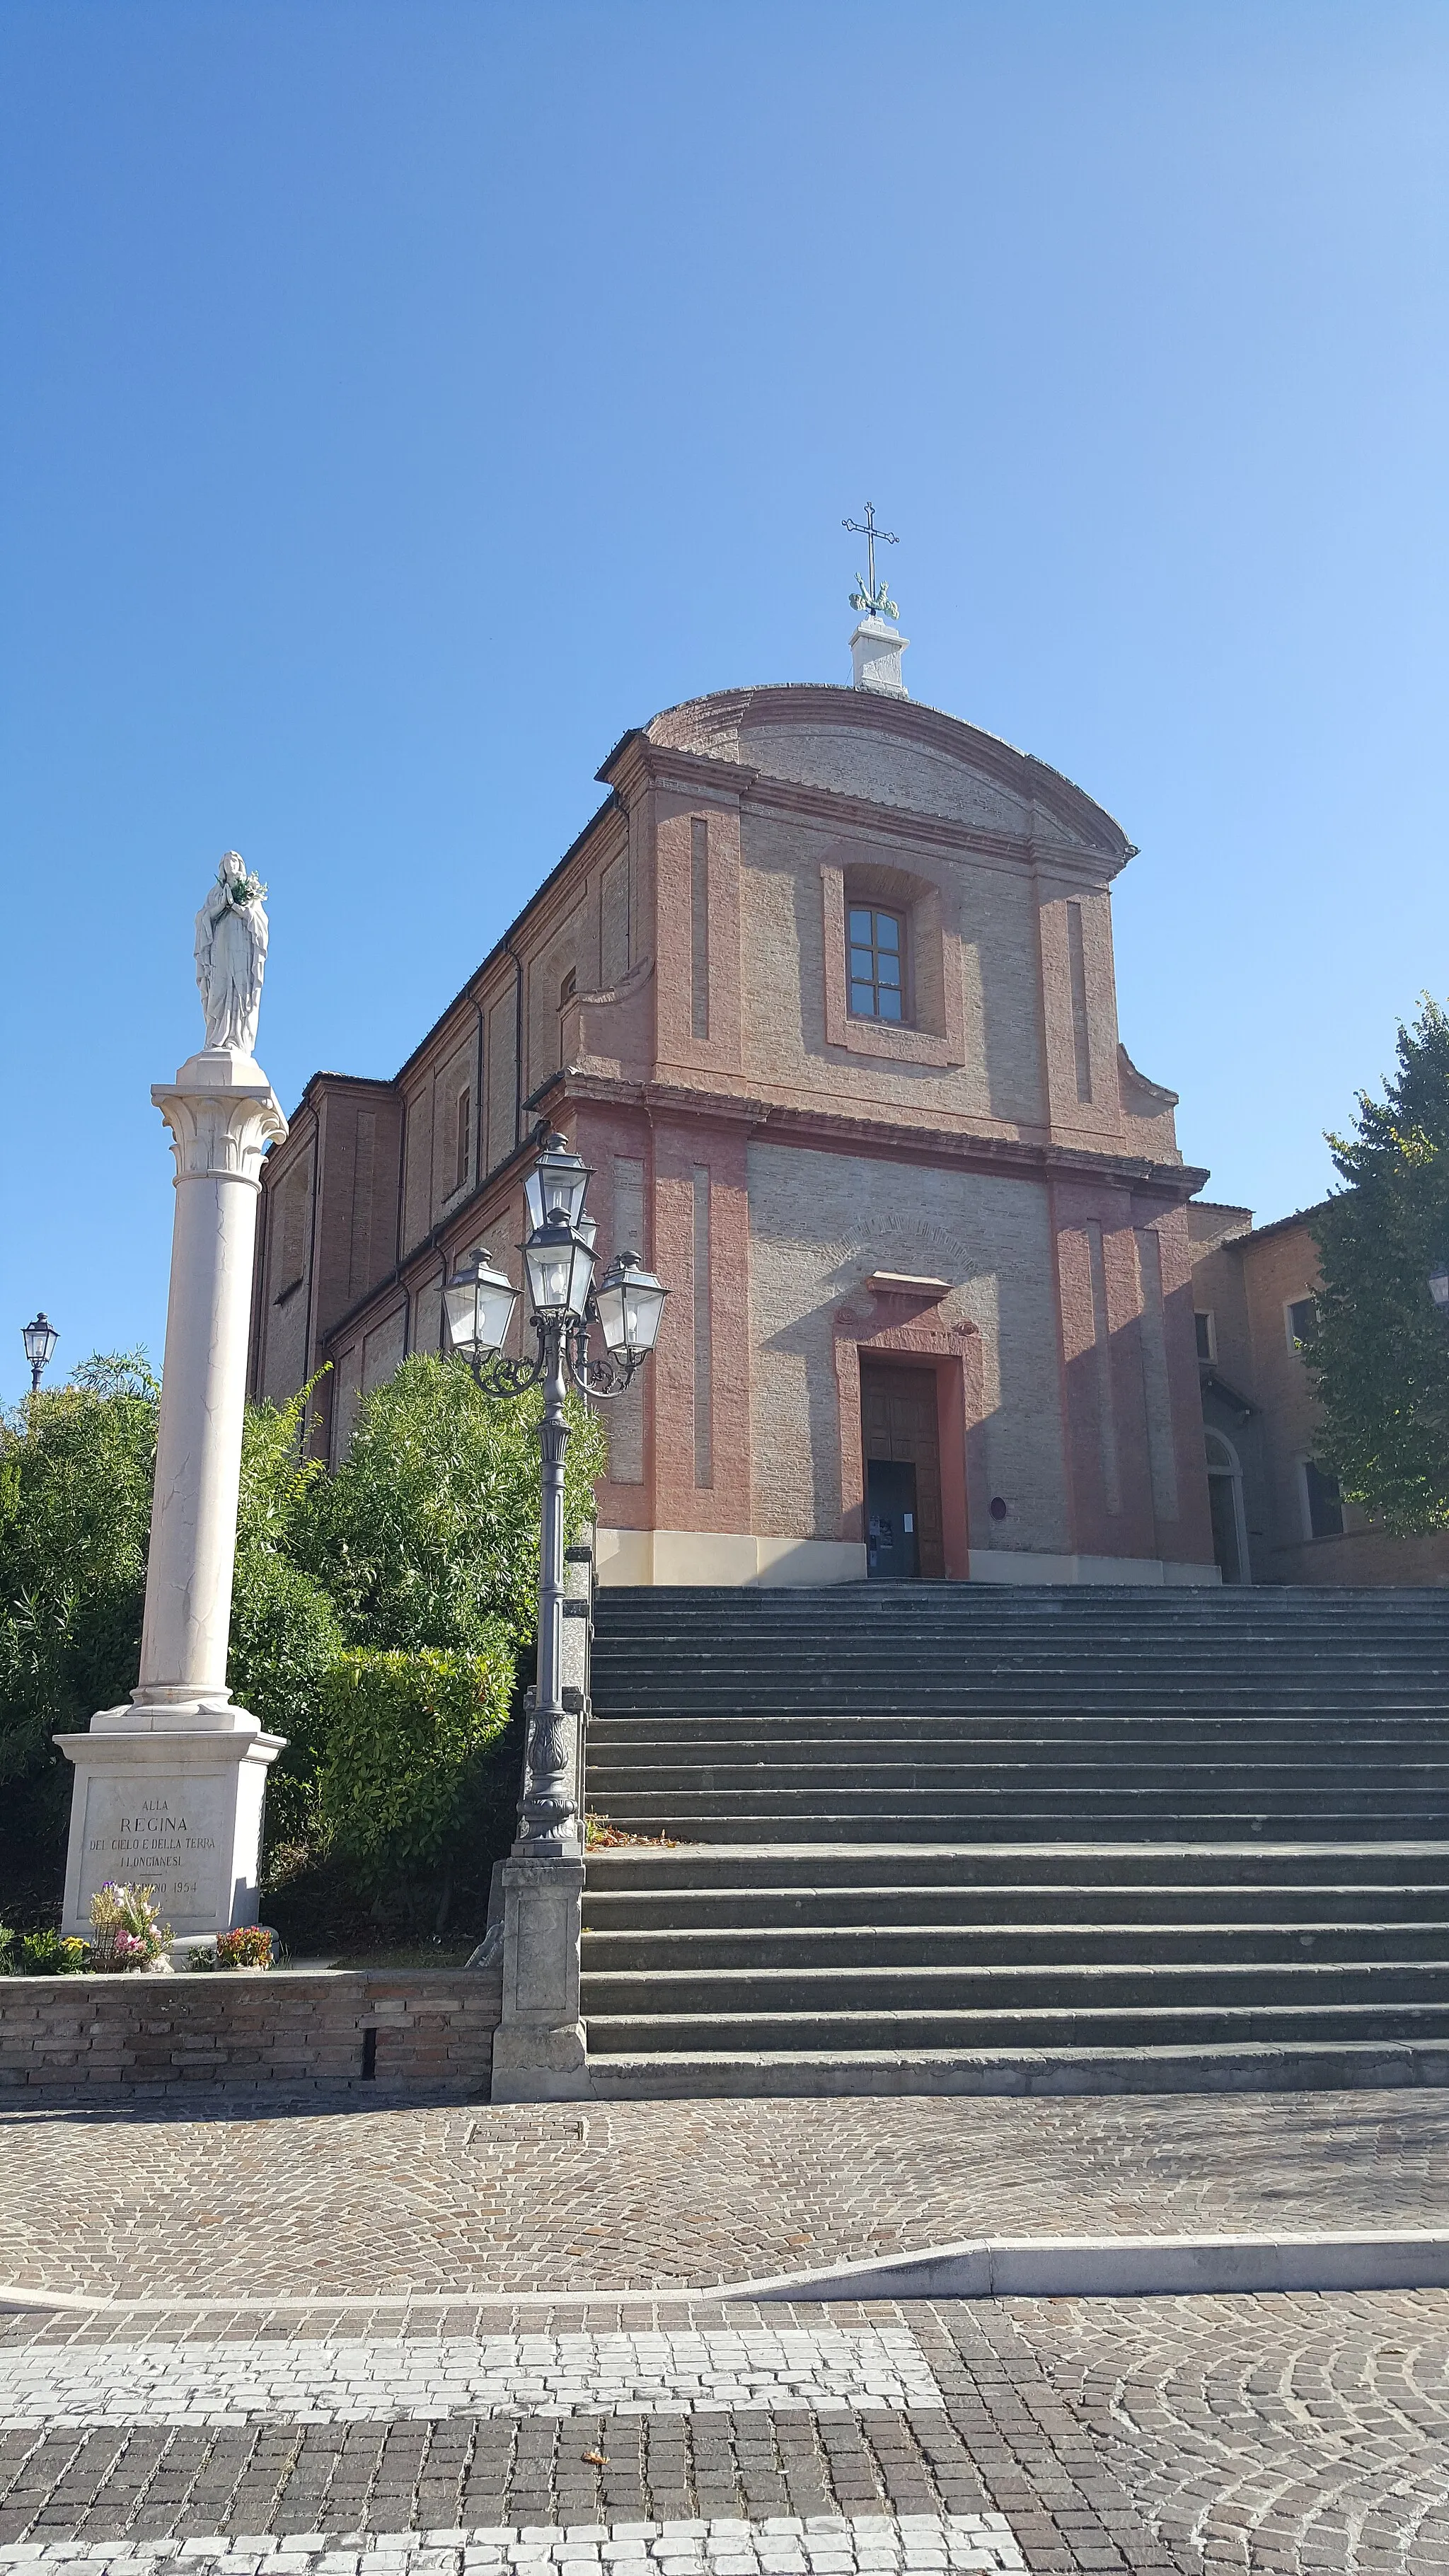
21,1312,59,1394
444,1134,666,1854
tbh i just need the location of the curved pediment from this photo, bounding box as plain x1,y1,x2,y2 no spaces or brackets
635,683,1133,864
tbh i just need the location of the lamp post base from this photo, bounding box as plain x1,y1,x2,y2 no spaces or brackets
490,1853,591,2101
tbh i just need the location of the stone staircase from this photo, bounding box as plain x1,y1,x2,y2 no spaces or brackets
580,1583,1449,2096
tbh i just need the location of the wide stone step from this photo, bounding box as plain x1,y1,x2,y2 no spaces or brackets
582,1999,1449,2053
590,1717,1449,1743
586,1809,1448,1842
587,1757,1449,1793
581,1920,1449,1970
583,1839,1449,1888
583,2038,1449,2098
582,1879,1449,1930
593,1691,1449,1716
590,1787,1449,1820
579,1958,1449,2014
592,1646,1449,1668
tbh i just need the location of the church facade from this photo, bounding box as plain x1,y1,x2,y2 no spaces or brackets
248,634,1219,1586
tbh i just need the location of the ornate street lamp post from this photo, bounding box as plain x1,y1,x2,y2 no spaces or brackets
444,1133,666,1856
21,1312,59,1394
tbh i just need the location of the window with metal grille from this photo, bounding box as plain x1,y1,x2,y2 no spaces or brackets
848,907,906,1021
453,1088,471,1195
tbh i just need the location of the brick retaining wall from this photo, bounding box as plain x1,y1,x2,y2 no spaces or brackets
0,1968,502,2097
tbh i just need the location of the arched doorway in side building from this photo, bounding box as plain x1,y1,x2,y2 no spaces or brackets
1205,1428,1252,1585
861,1359,946,1578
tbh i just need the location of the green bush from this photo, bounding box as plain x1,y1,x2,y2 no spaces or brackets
14,1929,89,1975
319,1643,516,1900
231,1547,345,1842
304,1354,605,1655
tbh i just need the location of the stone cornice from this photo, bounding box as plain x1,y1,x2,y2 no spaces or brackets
635,683,1136,863
560,1070,1208,1201
601,725,1121,884
320,1078,1205,1360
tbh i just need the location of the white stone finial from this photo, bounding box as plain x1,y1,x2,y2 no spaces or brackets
850,614,910,698
842,504,908,698
194,852,269,1056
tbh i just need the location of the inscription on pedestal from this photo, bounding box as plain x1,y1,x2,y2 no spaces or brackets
77,1775,231,1930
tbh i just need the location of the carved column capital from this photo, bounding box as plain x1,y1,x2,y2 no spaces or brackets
151,1078,287,1187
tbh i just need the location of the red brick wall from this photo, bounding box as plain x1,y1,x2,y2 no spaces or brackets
0,1969,501,2097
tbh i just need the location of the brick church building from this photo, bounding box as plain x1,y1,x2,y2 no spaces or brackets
248,619,1221,1588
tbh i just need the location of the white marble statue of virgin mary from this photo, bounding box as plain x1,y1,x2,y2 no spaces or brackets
194,853,269,1056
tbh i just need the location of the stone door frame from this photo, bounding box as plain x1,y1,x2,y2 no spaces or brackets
831,1288,985,1582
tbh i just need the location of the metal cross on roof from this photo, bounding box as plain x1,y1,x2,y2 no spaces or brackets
843,501,899,621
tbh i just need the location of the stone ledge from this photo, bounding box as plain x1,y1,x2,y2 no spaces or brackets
0,1969,502,2095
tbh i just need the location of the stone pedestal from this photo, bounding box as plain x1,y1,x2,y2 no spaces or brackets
490,1855,589,2101
850,614,910,698
56,1709,282,1943
57,1045,288,1949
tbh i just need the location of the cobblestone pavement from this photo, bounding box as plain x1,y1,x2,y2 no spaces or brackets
1,2292,1447,2572
0,2331,944,2424
4,2093,1449,2302
0,2514,1027,2576
2,2098,1449,2570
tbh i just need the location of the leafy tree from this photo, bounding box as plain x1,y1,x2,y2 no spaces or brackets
0,1357,159,1835
301,1353,606,1656
1311,996,1449,1532
0,1362,343,1852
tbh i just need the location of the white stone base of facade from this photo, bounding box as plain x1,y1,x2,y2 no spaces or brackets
596,1530,867,1587
968,1549,1221,1586
596,1529,1220,1588
54,1702,283,1944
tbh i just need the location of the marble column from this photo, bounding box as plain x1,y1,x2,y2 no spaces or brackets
57,870,290,1951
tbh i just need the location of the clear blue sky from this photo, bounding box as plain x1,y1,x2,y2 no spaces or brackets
4,1,1447,1405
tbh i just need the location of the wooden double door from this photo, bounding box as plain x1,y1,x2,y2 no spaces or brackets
860,1360,945,1579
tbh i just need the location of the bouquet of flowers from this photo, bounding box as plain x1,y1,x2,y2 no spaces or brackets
88,1883,172,1973
186,1925,275,1972
225,867,267,911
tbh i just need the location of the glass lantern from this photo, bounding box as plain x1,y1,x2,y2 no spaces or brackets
21,1312,59,1375
524,1133,591,1235
444,1247,519,1362
594,1251,669,1357
524,1215,596,1320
